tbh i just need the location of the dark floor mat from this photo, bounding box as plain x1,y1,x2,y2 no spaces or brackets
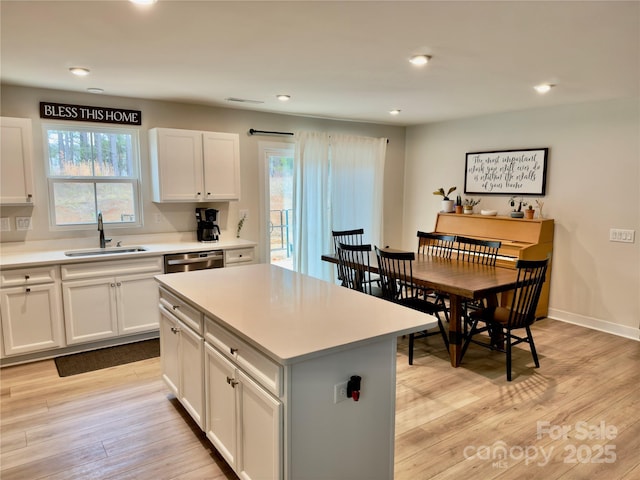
54,338,159,377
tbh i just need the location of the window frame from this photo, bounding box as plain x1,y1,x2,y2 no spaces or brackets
43,122,143,230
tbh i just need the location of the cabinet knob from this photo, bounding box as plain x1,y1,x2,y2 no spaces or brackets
25,287,31,293
207,192,211,196
196,192,202,196
25,275,30,280
27,194,33,201
111,283,116,287
172,305,180,310
116,282,122,287
170,326,180,334
226,376,238,388
230,347,238,355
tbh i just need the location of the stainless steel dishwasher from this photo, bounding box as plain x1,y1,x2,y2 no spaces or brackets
163,250,224,273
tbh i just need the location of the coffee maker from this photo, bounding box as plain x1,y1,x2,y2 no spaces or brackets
195,208,221,242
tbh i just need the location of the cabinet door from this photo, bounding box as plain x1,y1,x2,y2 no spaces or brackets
0,117,34,205
179,319,204,428
150,128,204,202
237,369,282,480
62,277,118,344
159,308,180,396
116,273,160,335
202,132,240,201
205,343,238,469
0,284,64,355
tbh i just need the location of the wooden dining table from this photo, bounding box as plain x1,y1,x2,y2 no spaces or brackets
322,251,519,367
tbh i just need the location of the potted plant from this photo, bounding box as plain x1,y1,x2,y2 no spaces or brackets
463,197,481,214
433,186,456,213
454,195,463,214
524,204,535,219
509,196,528,218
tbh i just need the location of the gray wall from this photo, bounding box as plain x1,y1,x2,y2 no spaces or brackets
0,84,406,263
404,98,640,336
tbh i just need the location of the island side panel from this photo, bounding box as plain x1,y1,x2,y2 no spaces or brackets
287,337,397,480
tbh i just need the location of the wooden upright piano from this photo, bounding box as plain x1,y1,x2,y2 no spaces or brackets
433,213,554,317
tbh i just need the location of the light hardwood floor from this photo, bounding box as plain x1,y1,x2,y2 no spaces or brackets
1,319,639,479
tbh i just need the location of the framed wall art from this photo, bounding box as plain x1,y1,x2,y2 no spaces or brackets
464,148,548,195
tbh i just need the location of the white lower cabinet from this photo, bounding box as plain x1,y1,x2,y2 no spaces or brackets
205,342,282,480
0,266,65,356
159,304,204,427
62,257,162,344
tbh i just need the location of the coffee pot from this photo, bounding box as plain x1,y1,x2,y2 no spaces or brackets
196,208,221,242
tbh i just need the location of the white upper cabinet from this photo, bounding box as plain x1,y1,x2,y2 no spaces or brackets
0,117,35,205
149,128,240,202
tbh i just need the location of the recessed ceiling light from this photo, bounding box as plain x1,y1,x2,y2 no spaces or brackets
276,95,291,101
69,67,90,76
409,54,431,66
534,83,554,94
87,88,104,94
130,0,157,5
389,109,401,115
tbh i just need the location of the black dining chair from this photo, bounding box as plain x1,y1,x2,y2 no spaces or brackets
336,242,383,297
416,231,456,259
332,229,365,285
460,257,549,381
455,236,503,330
456,236,502,266
374,247,449,364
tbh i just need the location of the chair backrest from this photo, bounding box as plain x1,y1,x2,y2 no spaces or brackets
456,236,502,266
416,231,456,258
507,258,550,329
336,242,374,294
332,228,365,253
375,246,416,301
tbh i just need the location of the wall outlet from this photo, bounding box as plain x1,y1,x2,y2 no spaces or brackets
609,228,635,243
154,213,162,224
16,216,33,231
0,217,10,232
239,209,249,220
334,381,348,404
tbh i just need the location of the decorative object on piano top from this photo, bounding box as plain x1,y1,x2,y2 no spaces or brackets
463,197,481,214
509,196,528,218
535,199,544,218
524,204,535,219
454,195,463,214
433,186,457,213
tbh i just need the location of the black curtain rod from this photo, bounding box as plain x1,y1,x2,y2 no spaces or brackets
248,128,389,143
248,128,294,137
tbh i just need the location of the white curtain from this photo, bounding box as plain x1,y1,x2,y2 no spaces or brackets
293,131,333,280
293,131,387,281
330,134,386,249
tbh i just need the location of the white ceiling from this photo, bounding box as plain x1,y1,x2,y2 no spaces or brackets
1,1,638,126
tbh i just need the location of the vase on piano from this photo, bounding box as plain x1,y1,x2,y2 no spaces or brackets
441,200,454,213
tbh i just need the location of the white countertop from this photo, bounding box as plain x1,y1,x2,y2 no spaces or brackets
155,264,436,365
0,233,256,268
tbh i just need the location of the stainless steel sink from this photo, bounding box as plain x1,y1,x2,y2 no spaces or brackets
64,246,147,257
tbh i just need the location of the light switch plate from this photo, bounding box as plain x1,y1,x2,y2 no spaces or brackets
609,228,635,243
0,217,10,232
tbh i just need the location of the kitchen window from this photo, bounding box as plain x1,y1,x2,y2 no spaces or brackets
44,124,141,228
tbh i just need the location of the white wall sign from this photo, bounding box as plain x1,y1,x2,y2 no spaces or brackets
464,148,548,195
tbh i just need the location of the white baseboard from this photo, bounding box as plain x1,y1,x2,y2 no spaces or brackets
548,308,640,341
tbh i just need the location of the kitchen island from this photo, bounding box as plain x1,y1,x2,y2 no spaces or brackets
155,264,436,480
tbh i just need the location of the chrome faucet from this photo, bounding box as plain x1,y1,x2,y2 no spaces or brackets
97,212,111,248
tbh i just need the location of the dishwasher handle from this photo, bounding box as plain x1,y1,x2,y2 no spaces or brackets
167,252,223,266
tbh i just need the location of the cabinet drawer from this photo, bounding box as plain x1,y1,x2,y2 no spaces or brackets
1,265,58,287
205,317,282,397
224,247,254,266
61,256,163,280
159,288,203,334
